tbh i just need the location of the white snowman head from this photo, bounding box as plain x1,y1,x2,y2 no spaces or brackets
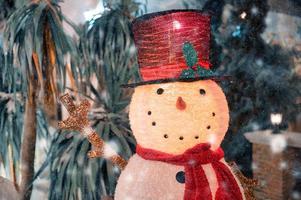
127,10,230,154
129,80,229,154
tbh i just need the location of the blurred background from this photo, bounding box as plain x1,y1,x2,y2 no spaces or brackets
0,0,300,199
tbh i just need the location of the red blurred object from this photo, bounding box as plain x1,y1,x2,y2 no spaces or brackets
132,10,211,82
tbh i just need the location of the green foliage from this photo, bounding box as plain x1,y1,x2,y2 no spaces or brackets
81,9,138,112
43,2,145,199
103,0,146,16
180,68,195,79
185,0,301,176
0,45,50,179
183,42,198,67
0,0,15,22
215,0,301,131
0,0,19,182
222,46,301,128
196,66,214,76
0,92,23,177
3,1,78,95
181,42,215,78
0,0,77,188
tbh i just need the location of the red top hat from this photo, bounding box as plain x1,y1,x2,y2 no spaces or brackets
125,10,221,87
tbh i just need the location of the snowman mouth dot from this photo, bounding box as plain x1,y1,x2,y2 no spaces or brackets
207,125,211,129
179,136,184,140
194,136,199,139
152,122,156,126
164,134,168,138
212,112,216,117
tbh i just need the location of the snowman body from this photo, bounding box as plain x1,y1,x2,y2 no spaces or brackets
115,154,243,200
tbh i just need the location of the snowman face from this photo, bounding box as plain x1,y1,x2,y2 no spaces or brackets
129,80,229,155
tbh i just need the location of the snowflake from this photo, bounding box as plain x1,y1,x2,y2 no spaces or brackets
251,6,259,15
292,191,300,199
251,162,258,171
103,140,121,158
265,14,273,26
84,167,92,176
83,2,104,21
113,166,120,174
6,99,15,113
129,45,137,56
188,159,196,166
279,161,287,170
269,134,287,153
260,180,267,187
251,123,260,131
208,134,217,146
255,59,263,66
124,174,134,183
292,170,301,178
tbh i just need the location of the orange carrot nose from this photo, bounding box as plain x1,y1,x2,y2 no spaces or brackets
176,97,186,110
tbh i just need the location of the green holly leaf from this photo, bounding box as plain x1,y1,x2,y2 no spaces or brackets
180,68,195,79
183,42,198,68
196,66,214,77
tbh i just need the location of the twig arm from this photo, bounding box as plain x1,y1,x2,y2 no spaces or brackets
58,93,128,170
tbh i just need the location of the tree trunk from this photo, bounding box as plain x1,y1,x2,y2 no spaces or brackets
43,19,57,127
19,76,37,200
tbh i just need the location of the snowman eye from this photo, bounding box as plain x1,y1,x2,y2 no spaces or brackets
157,88,164,95
199,89,206,95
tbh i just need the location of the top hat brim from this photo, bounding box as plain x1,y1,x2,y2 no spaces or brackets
121,75,231,88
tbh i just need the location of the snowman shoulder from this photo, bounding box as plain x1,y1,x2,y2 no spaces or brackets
119,153,152,177
115,154,161,199
123,153,148,169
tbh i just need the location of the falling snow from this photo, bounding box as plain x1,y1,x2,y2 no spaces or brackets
251,162,258,171
279,161,288,170
269,134,287,153
251,6,259,15
292,191,300,199
124,174,134,183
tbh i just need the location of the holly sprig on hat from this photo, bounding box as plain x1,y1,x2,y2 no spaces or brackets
180,42,214,79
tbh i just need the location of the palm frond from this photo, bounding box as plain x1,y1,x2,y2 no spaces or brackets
0,1,79,198
3,1,78,97
44,2,145,199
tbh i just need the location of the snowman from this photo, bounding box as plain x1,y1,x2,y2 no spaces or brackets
59,10,245,200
